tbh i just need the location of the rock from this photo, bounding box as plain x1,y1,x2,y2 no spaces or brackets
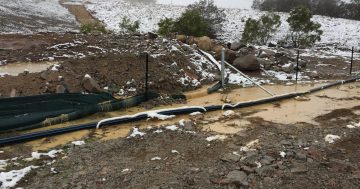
148,32,158,40
176,35,186,43
260,155,275,165
56,85,67,94
183,121,194,130
212,45,224,55
233,55,260,71
9,88,18,97
230,42,245,51
239,46,256,56
295,152,307,161
256,165,275,176
81,75,103,93
298,59,307,68
225,49,237,64
186,36,198,45
268,41,277,47
40,71,50,80
226,170,248,186
221,153,240,163
281,63,295,73
197,36,214,51
291,164,308,173
310,71,319,78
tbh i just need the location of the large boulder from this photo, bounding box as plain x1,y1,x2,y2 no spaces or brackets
230,41,246,51
197,36,214,51
233,55,260,71
176,35,186,43
214,48,237,64
81,74,103,93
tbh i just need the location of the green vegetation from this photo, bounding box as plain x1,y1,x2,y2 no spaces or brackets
286,6,323,48
241,12,281,45
119,16,140,33
80,21,107,34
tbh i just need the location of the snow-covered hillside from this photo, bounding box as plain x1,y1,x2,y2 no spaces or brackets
86,0,360,50
0,0,78,33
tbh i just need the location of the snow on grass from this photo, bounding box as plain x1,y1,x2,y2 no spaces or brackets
206,135,227,142
87,0,360,57
129,128,146,138
72,141,86,146
325,134,341,144
0,0,78,33
0,165,38,189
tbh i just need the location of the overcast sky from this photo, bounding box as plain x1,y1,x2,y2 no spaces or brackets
156,0,253,9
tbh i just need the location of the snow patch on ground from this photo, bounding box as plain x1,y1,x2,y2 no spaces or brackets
0,166,38,189
346,122,360,129
206,135,227,142
72,141,86,146
165,125,178,131
325,134,341,144
129,128,146,138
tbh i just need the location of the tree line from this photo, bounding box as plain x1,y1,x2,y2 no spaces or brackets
252,0,360,21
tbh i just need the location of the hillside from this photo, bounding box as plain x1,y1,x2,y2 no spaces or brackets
0,0,78,33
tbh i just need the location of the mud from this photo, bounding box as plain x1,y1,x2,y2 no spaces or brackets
60,0,97,24
2,81,358,153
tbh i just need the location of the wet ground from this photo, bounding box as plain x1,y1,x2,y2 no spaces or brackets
0,81,359,188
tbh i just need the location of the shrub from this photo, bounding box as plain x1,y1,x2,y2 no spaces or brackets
286,6,323,48
157,17,175,36
187,0,226,37
173,9,210,37
157,0,226,37
119,16,140,33
241,12,281,45
80,21,107,34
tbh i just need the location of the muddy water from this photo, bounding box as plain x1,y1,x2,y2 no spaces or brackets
0,62,57,76
12,81,360,151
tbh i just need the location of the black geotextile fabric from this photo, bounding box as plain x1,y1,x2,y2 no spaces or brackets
0,93,114,131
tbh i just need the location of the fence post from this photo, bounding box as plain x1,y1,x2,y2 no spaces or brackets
350,47,354,75
145,53,149,100
221,48,225,88
296,49,300,83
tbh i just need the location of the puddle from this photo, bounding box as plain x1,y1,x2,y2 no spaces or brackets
249,83,360,125
0,62,57,76
202,118,250,134
5,81,360,151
